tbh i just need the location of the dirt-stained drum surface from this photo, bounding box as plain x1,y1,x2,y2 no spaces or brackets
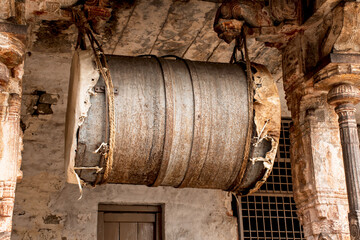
65,51,281,195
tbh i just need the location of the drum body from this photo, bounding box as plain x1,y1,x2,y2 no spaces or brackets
65,50,281,195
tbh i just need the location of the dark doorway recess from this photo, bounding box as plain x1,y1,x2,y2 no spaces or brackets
98,204,164,240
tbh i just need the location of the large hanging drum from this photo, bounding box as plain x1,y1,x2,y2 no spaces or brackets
65,50,281,195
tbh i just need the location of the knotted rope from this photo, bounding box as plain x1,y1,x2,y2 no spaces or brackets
229,27,255,194
73,7,116,185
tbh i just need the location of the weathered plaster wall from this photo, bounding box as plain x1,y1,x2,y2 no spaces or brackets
11,52,238,240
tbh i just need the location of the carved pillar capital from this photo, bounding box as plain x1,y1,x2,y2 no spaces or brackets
328,84,360,106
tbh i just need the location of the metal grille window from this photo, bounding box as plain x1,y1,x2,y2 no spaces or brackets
239,119,305,240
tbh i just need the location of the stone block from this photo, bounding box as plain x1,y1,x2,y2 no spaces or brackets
36,103,53,115
21,94,39,115
39,93,59,105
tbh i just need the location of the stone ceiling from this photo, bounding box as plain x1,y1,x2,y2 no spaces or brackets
25,0,289,116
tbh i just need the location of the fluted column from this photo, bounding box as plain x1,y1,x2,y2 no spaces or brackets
328,84,360,240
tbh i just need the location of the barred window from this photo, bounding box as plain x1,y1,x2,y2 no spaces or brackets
239,119,305,240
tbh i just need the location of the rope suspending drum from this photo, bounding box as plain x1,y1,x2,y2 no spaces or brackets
72,7,116,185
65,10,281,198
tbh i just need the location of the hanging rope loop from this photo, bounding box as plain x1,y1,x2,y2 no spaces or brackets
229,26,255,194
72,8,116,185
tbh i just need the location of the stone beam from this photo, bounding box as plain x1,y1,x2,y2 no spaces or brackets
0,22,26,239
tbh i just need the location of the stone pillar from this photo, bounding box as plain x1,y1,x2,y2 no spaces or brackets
286,86,350,240
0,22,26,239
328,84,360,239
281,1,360,238
213,0,360,239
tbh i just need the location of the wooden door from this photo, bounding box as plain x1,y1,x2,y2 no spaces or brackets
98,205,162,240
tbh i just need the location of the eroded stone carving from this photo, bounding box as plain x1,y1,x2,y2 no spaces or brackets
334,2,360,53
213,0,304,47
213,0,272,43
269,0,300,23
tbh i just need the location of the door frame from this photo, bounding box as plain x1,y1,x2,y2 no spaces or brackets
98,204,164,240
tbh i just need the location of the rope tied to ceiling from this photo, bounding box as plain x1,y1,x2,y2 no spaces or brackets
72,7,116,186
229,27,255,194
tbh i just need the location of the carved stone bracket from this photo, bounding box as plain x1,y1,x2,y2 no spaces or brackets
213,0,303,46
310,54,360,91
213,0,344,48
